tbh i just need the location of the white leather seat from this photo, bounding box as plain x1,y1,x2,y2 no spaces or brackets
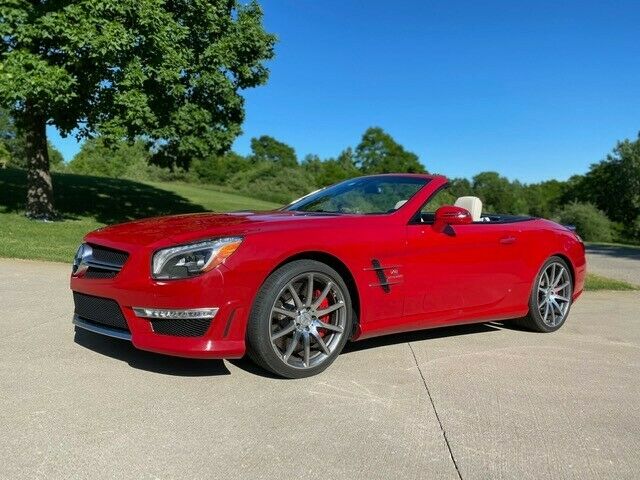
454,196,482,221
394,199,408,210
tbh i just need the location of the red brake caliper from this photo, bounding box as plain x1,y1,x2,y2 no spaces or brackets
314,289,330,337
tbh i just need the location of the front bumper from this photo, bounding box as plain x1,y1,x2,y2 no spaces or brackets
70,250,252,359
71,291,247,359
73,314,132,341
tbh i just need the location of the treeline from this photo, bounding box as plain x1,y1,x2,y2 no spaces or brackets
2,112,639,244
46,126,426,204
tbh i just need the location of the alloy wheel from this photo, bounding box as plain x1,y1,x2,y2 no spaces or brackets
537,262,571,327
269,272,347,369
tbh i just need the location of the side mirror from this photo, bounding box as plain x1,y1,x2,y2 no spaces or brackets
433,205,472,232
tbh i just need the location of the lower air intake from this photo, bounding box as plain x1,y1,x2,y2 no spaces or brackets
150,318,212,337
73,292,129,332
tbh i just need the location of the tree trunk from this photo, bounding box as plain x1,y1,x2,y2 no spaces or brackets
25,108,56,220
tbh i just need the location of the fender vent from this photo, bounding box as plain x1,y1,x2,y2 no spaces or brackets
371,259,391,293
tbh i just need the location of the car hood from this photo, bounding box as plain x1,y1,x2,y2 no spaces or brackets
84,211,333,250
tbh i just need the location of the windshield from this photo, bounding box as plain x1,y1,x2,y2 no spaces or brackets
285,176,430,214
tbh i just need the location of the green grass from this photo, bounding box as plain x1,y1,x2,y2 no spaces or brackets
584,273,639,291
0,168,278,263
143,181,279,212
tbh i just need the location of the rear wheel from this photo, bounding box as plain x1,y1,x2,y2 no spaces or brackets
246,260,353,378
516,256,573,332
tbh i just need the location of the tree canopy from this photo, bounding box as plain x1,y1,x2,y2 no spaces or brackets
0,0,276,218
472,171,528,214
564,134,640,225
354,127,425,174
302,149,359,187
250,135,298,168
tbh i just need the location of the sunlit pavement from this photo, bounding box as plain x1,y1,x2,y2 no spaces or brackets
1,259,639,479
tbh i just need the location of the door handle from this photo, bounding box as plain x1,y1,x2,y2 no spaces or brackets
500,236,517,245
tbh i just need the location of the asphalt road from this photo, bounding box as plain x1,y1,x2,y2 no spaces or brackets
1,258,639,479
586,244,640,286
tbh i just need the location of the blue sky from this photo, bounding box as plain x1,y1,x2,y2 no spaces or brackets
49,0,640,183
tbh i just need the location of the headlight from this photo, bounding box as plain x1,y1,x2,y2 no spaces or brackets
152,237,243,280
72,243,92,275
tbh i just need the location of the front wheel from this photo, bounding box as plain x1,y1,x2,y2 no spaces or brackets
246,260,353,378
516,256,573,332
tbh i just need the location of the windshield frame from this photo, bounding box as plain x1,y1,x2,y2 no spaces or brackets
283,175,431,215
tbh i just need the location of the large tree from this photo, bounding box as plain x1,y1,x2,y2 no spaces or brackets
0,0,275,219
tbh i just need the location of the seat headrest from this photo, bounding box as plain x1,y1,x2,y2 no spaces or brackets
394,199,408,210
454,196,482,221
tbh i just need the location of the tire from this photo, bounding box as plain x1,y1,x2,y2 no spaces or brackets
515,256,573,332
246,260,353,378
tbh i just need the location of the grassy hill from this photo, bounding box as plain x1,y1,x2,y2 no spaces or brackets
0,168,278,262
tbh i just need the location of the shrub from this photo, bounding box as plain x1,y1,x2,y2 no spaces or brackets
555,202,613,242
192,152,250,185
68,139,150,178
227,162,317,204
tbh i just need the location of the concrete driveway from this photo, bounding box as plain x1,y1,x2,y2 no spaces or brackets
587,243,640,286
1,258,639,479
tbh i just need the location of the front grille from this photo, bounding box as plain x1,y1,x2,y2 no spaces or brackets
73,292,129,332
89,244,129,266
85,244,129,279
150,318,212,337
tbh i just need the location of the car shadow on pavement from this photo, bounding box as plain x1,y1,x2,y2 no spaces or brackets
74,322,516,378
227,357,283,379
343,321,505,354
226,323,509,378
74,329,231,376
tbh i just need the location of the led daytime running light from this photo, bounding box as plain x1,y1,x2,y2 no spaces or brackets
133,307,219,319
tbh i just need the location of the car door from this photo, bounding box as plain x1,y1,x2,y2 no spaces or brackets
402,194,522,327
439,222,524,320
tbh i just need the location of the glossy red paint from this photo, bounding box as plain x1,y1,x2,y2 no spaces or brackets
433,205,473,232
70,174,586,359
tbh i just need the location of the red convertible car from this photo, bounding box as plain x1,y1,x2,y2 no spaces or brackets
71,174,586,378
